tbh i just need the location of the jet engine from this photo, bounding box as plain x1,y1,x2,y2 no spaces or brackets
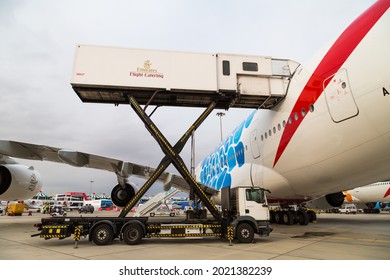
305,191,346,210
110,182,138,207
325,192,346,207
0,164,43,201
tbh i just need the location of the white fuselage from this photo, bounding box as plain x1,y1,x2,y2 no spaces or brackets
344,182,390,204
196,1,390,204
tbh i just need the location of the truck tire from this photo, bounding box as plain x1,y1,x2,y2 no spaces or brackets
123,224,143,245
91,223,114,246
236,223,254,243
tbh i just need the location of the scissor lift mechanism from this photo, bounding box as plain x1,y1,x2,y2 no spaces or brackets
118,95,221,220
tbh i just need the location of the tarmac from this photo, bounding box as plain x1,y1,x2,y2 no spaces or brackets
0,210,390,260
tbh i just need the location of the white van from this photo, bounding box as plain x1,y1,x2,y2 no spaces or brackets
339,204,357,214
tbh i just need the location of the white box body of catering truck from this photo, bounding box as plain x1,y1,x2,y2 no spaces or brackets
71,45,299,109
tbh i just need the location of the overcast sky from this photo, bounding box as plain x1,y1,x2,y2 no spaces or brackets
0,0,376,197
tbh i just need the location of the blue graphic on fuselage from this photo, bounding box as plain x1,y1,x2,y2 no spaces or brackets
199,110,256,190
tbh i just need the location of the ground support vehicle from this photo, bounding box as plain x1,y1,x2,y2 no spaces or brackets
49,206,67,217
7,203,25,216
31,47,284,245
149,206,176,217
32,186,272,246
339,204,357,214
31,97,272,246
78,204,94,214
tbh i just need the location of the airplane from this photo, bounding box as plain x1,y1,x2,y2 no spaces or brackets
1,0,390,226
0,156,42,201
344,182,390,210
24,191,55,210
305,181,390,212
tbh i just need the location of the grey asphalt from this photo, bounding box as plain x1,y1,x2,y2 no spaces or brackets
0,211,389,260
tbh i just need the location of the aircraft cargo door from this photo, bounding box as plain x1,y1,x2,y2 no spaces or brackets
324,68,359,123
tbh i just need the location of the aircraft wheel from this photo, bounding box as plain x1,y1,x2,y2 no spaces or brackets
236,223,254,243
307,210,317,223
92,223,114,246
122,224,143,245
275,211,283,224
282,210,294,225
111,184,135,207
296,210,309,225
269,210,276,223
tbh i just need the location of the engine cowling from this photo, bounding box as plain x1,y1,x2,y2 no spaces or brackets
0,164,43,201
305,191,346,210
325,192,346,207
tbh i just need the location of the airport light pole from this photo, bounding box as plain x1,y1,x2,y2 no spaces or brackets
216,112,225,142
89,180,94,199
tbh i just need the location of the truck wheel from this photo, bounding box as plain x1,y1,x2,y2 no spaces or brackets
123,224,143,245
92,223,114,246
236,223,254,243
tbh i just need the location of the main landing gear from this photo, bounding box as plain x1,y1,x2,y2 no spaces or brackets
270,208,317,226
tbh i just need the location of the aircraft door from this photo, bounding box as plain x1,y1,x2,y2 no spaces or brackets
250,130,260,159
324,68,359,122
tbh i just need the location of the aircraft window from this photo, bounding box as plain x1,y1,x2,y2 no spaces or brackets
283,120,286,127
261,135,264,141
273,127,276,134
288,117,292,124
264,133,267,139
222,60,230,76
269,129,272,137
309,104,315,112
294,112,298,121
278,123,281,131
301,108,306,117
242,62,258,71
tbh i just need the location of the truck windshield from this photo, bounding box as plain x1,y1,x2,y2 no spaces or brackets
246,189,264,203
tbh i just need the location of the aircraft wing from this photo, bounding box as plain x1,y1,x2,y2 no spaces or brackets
0,140,217,195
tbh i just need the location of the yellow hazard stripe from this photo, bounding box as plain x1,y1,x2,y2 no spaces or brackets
147,233,222,238
40,235,67,238
147,224,221,230
42,225,67,229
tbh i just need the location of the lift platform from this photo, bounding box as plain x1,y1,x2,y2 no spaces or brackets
71,45,299,110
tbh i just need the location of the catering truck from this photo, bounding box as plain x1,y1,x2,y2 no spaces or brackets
32,186,271,245
29,45,297,245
